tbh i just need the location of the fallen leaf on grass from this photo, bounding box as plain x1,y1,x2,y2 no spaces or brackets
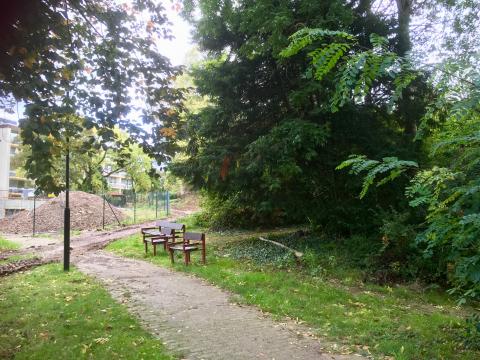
94,337,109,344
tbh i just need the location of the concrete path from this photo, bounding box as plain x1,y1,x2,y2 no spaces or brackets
75,251,359,360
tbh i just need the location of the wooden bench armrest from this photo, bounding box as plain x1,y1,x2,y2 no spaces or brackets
141,226,158,231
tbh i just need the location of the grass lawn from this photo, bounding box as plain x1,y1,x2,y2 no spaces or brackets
121,206,168,225
107,230,480,360
0,264,175,360
0,253,37,265
0,236,20,251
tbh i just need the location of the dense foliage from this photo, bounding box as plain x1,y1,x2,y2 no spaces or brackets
172,0,480,300
280,8,480,298
0,0,183,193
173,0,418,232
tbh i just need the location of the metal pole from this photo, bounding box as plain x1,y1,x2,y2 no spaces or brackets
102,193,106,230
133,190,136,223
163,191,166,212
155,191,158,218
33,190,36,237
106,198,122,227
64,143,71,271
166,191,170,216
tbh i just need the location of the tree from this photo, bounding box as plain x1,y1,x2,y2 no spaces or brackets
12,124,156,193
0,0,183,194
173,0,411,230
281,8,480,298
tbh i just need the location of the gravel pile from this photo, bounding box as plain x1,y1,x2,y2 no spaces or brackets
0,191,125,234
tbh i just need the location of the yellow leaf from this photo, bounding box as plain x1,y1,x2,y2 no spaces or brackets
24,57,35,69
160,127,176,138
61,68,72,80
166,108,177,116
146,20,154,32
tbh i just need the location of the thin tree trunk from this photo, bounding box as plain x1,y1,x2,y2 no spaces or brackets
395,0,416,137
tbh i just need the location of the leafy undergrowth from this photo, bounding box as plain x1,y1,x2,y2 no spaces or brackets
0,236,20,251
0,264,175,360
107,231,480,359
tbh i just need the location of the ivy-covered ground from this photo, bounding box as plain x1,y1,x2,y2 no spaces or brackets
107,225,480,360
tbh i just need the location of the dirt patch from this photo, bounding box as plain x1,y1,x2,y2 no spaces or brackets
0,257,53,276
0,221,154,277
170,192,200,218
0,191,125,234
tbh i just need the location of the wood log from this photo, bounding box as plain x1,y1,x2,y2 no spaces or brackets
258,237,303,264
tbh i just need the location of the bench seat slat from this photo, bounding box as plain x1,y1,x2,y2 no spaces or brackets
169,245,199,251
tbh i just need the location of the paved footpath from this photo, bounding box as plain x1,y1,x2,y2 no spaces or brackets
76,251,360,360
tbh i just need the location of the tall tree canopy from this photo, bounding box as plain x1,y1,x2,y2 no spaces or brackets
173,0,423,230
279,1,480,298
0,0,183,193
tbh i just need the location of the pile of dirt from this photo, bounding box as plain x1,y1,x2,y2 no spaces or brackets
0,191,125,234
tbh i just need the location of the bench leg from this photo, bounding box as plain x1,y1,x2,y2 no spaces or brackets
202,245,206,264
153,243,157,256
144,240,148,254
184,251,189,266
169,249,174,264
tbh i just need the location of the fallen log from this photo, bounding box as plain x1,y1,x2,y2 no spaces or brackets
0,257,56,277
258,237,304,265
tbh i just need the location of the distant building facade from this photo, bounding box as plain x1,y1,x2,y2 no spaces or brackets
0,118,43,218
106,170,132,193
0,118,133,218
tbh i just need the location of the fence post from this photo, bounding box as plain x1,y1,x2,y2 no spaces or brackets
133,190,136,223
102,193,106,230
32,190,36,237
166,191,170,216
163,191,166,212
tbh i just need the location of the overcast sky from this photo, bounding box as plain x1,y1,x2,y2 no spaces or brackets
160,1,194,66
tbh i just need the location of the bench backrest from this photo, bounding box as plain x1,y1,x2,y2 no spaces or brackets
160,227,174,235
184,232,205,242
157,221,185,231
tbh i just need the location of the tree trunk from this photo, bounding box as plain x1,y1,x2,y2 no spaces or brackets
395,0,416,138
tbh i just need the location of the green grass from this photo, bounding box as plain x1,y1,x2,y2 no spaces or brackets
107,232,479,359
0,253,37,265
0,264,176,360
121,206,168,225
0,236,20,251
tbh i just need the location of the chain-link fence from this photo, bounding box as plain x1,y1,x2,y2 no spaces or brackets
102,190,172,226
0,188,180,236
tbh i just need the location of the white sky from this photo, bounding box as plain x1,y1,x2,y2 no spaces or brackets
159,1,194,66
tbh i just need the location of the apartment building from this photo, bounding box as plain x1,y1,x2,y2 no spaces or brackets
0,118,133,218
107,171,132,193
0,118,40,218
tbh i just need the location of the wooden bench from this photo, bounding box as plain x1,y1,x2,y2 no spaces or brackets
141,221,185,255
168,232,206,265
149,227,174,256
